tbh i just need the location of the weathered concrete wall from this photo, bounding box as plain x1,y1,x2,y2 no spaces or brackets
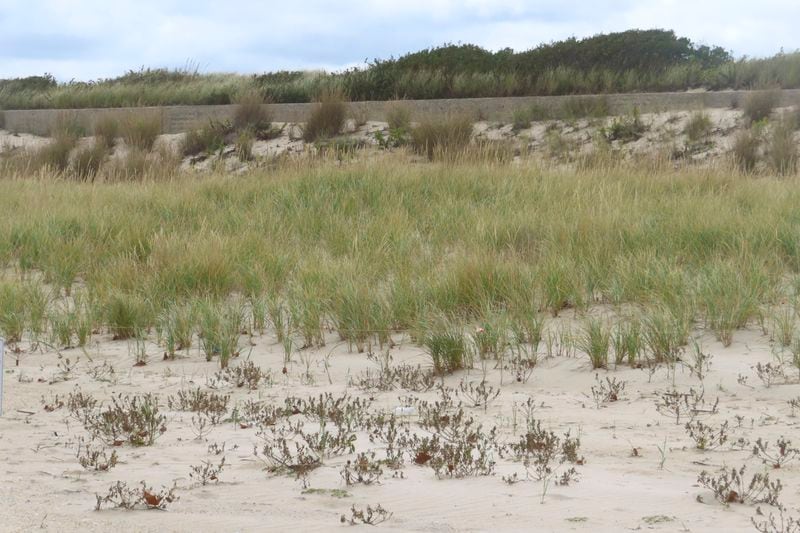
3,89,800,136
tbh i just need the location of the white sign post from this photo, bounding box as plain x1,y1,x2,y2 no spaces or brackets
0,338,4,416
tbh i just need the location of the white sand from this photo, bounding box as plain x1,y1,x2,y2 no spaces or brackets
1,318,798,532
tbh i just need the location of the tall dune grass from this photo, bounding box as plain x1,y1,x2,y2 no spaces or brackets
0,155,797,355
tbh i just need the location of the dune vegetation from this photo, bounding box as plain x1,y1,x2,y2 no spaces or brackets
1,152,799,360
2,29,800,110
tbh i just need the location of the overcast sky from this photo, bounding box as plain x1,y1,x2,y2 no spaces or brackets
2,0,798,81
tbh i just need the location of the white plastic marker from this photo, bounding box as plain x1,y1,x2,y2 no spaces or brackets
0,337,4,416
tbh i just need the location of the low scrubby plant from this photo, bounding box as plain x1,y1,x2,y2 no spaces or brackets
340,504,392,526
340,451,383,486
210,360,269,390
751,506,800,533
76,441,119,471
190,458,226,486
590,374,626,407
95,481,178,511
685,420,729,450
655,387,718,424
753,437,799,469
167,388,229,424
502,415,583,502
698,465,782,506
78,393,166,446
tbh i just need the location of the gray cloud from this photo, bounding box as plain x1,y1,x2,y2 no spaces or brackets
1,0,798,80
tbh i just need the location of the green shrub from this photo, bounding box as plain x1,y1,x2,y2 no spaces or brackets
410,115,473,160
303,92,346,142
121,115,161,150
743,90,779,123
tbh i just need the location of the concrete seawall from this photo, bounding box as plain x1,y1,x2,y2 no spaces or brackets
3,89,800,136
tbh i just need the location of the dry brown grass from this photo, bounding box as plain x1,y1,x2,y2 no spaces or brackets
303,91,346,142
93,116,120,149
410,114,473,160
121,115,162,151
233,89,272,132
743,90,779,123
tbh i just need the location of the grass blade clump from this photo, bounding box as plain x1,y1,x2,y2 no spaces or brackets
767,118,798,176
93,116,120,149
197,299,244,368
732,127,761,173
303,91,346,142
410,115,473,160
698,259,770,346
233,88,272,133
743,90,779,123
423,318,470,375
70,141,108,181
121,115,161,151
385,102,411,131
684,112,712,144
103,292,152,340
578,317,611,369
